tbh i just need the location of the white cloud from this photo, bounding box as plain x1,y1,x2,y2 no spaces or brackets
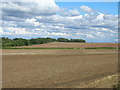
67,15,83,20
114,39,120,42
95,32,105,37
103,14,117,20
80,6,93,13
49,32,68,36
63,9,80,16
86,34,95,38
0,27,4,35
2,2,29,12
1,2,118,42
2,0,60,20
97,13,104,20
25,18,40,26
6,27,28,34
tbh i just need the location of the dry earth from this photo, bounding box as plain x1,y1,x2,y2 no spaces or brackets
2,48,118,88
18,42,118,48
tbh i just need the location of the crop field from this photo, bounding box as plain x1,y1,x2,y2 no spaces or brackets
17,42,118,48
2,43,118,88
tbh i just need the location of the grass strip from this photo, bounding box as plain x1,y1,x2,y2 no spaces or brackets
85,47,117,49
2,47,81,49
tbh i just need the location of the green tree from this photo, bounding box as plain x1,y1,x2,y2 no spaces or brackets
57,38,69,42
70,39,85,43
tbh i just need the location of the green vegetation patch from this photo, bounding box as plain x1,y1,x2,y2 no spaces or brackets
85,47,117,49
1,37,86,48
2,47,118,49
2,47,81,49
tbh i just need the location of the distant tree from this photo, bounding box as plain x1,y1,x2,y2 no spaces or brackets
45,37,56,43
57,38,69,42
1,37,86,48
70,39,85,43
13,38,30,46
30,38,39,44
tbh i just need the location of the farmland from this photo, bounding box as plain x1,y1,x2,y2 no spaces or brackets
2,42,118,88
17,42,118,48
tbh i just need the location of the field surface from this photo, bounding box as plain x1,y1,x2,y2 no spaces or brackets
2,47,118,88
17,42,118,48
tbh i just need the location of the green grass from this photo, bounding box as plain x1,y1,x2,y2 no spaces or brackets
1,47,118,49
85,47,117,49
2,47,81,49
113,81,120,89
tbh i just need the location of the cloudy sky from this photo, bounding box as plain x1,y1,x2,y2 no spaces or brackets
1,0,118,42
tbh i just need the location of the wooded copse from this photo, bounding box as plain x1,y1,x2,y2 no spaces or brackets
1,37,86,47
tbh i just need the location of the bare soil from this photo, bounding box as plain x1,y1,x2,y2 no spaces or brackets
2,49,118,88
18,42,118,48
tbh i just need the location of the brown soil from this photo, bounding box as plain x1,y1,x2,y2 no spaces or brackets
2,49,118,88
17,42,118,48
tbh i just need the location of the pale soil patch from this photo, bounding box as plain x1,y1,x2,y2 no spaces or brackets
76,74,118,88
2,49,118,55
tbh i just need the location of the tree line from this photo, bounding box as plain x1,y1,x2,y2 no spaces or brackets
1,37,86,47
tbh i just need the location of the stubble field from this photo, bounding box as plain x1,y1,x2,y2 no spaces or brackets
2,42,118,88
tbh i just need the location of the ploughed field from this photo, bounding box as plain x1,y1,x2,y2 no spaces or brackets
17,42,118,48
2,47,118,88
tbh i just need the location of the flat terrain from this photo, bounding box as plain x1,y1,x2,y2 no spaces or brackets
18,42,118,48
2,49,118,88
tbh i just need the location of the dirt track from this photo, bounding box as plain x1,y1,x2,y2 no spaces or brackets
2,49,118,88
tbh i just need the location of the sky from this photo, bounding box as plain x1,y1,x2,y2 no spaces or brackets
0,0,118,42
